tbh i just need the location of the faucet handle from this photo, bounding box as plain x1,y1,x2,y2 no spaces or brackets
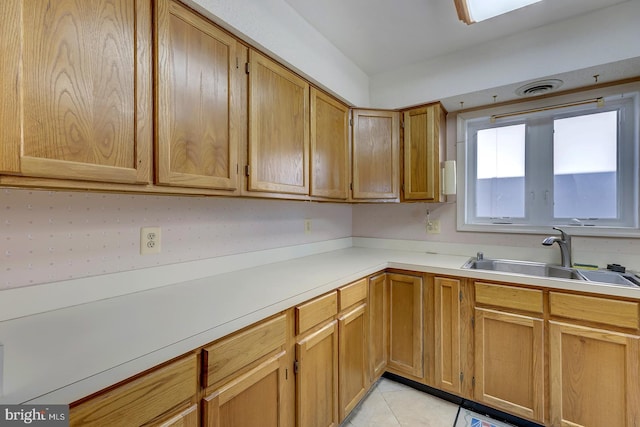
552,226,570,240
476,252,484,260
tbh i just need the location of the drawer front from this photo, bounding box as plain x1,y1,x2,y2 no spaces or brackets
70,354,197,426
549,292,639,329
202,314,287,388
338,278,367,311
296,291,338,334
475,282,543,314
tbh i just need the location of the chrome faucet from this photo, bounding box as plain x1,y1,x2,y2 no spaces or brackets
542,227,572,268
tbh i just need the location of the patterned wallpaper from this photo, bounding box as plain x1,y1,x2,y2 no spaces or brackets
1,189,352,290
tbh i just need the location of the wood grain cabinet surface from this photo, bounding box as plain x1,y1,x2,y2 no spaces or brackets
247,49,310,195
402,103,445,201
1,0,152,186
69,354,197,427
310,88,350,200
548,291,640,427
473,282,544,423
295,320,340,427
368,273,389,382
155,0,240,191
351,109,400,201
202,351,288,427
387,273,423,379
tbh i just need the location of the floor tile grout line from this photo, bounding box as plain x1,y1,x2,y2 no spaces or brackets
379,388,404,426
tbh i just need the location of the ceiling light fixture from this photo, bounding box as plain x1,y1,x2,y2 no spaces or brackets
455,0,543,25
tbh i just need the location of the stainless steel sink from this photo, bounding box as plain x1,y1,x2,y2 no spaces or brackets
462,256,640,287
578,270,640,288
462,258,583,280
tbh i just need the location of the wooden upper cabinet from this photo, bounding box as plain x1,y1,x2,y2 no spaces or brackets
310,89,349,200
155,0,239,190
402,103,445,201
248,50,309,195
352,109,399,200
0,0,152,184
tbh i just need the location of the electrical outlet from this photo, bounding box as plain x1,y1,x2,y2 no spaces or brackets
426,220,441,234
304,219,312,234
140,227,161,255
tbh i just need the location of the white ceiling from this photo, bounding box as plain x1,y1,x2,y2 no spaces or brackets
283,0,629,76
283,0,640,110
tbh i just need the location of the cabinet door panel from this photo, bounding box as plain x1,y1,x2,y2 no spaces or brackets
403,104,442,201
475,308,544,423
550,321,640,427
310,89,349,200
352,110,399,199
154,404,198,427
387,273,423,378
249,50,309,195
368,273,388,381
296,320,339,427
155,0,238,190
1,0,152,184
338,304,367,421
203,352,286,427
434,277,461,394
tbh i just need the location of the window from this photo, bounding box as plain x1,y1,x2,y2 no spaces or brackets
459,92,639,235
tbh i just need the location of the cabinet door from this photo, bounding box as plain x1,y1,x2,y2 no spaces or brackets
549,321,640,427
403,104,443,201
296,320,339,427
434,277,461,394
248,50,309,195
352,109,399,200
1,0,152,184
203,352,287,427
338,304,367,422
475,308,544,423
310,88,349,200
368,273,388,381
155,0,239,190
70,354,197,426
154,404,198,427
387,273,423,378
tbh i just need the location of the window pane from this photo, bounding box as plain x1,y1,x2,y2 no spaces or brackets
553,111,618,218
476,124,525,218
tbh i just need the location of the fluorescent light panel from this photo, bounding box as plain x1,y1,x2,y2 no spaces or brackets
456,0,543,24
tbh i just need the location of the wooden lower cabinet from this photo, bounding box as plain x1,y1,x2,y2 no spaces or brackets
549,321,640,427
70,354,197,426
474,308,544,423
296,320,340,427
155,404,198,427
338,303,368,421
368,273,388,381
433,277,461,394
202,352,288,427
387,273,423,379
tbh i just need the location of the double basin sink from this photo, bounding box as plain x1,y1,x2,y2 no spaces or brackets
462,257,640,288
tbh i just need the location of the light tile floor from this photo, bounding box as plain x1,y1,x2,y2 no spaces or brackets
342,378,460,427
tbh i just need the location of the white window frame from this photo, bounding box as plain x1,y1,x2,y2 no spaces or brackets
456,85,640,237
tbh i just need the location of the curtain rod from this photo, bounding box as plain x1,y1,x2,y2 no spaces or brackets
490,97,604,123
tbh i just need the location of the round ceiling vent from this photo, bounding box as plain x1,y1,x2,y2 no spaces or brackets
515,79,564,97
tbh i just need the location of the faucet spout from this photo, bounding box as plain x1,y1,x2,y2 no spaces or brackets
542,227,572,268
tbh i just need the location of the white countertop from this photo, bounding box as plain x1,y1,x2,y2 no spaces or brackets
1,243,638,405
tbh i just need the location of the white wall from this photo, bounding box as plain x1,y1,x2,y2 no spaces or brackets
0,189,352,290
370,0,640,108
185,0,371,106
